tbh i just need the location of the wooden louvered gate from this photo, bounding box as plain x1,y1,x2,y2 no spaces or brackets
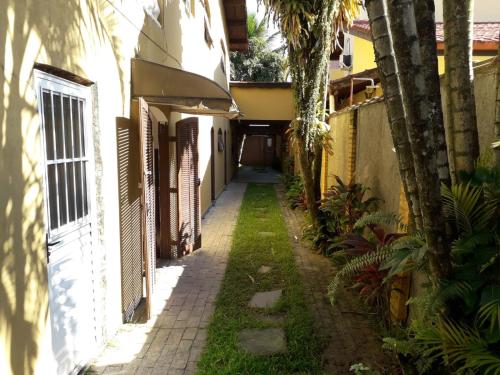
177,118,201,255
139,98,156,318
158,122,180,258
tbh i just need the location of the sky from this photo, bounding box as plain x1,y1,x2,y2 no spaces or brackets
246,0,265,20
246,0,280,35
246,0,283,49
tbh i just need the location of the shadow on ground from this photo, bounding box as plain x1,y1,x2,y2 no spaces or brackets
232,166,281,184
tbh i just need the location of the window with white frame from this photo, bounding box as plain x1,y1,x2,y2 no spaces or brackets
36,73,92,238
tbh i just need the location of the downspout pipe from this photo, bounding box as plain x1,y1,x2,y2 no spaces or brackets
349,77,375,106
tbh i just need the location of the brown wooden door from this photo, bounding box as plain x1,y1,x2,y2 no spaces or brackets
138,98,156,318
177,118,201,255
210,127,215,201
224,130,227,184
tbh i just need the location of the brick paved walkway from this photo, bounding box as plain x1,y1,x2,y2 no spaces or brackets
277,186,400,375
88,183,247,375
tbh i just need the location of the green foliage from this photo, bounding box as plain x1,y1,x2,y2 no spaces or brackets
282,174,307,210
353,211,403,231
383,165,500,375
305,177,379,255
328,211,407,308
328,244,393,305
230,13,286,82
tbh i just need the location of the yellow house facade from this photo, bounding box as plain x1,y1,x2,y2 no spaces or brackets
0,1,247,374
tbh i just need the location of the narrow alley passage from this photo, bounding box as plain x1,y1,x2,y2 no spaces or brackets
88,183,246,375
89,175,399,375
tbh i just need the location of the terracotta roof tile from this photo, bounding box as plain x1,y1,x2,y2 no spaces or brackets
350,20,499,45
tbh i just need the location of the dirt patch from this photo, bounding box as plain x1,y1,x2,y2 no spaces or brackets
277,186,401,375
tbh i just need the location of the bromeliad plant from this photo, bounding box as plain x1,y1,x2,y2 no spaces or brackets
305,176,379,255
328,211,408,312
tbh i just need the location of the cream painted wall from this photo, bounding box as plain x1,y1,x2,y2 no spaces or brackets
230,86,295,120
0,0,234,374
434,0,500,22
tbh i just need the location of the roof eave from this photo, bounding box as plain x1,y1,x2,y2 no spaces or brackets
223,0,249,51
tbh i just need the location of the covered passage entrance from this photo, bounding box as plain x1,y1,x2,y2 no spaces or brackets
229,82,295,173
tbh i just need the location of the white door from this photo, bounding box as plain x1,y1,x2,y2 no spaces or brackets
35,72,97,375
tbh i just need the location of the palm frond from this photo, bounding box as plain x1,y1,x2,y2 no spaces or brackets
354,211,403,230
328,246,393,304
441,183,497,234
382,337,414,356
478,299,500,334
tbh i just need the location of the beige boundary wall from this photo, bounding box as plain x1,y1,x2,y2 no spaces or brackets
324,59,498,214
323,59,498,320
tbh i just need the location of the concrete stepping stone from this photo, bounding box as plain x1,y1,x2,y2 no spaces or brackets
238,328,287,355
258,232,275,237
258,265,272,274
249,289,282,308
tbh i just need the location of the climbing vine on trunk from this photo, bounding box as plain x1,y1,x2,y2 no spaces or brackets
260,0,360,229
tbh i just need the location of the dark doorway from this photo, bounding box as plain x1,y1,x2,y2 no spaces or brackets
224,130,227,184
210,127,215,201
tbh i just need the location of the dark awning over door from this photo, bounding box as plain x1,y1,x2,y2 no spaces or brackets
131,58,241,119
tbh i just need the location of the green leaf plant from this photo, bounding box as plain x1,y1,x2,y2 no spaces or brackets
304,176,379,255
382,165,500,374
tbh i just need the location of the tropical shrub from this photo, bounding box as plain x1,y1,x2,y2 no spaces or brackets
328,212,406,312
283,174,307,210
305,176,379,255
382,166,500,374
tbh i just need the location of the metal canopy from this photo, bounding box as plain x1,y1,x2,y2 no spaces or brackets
131,58,241,119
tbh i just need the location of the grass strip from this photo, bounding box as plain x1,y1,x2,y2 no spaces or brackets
196,184,324,375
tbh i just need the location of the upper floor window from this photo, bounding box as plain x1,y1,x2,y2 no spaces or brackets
220,40,227,74
204,19,213,48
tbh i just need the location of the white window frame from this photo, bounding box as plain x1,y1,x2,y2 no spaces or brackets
34,70,94,242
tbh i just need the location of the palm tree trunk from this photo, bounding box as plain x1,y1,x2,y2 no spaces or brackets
414,0,452,189
388,0,452,279
286,3,336,230
297,138,320,227
443,0,479,181
365,0,422,232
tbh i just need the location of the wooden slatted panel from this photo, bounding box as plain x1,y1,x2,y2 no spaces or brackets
169,136,179,258
176,118,201,255
139,98,156,318
158,123,181,259
117,118,143,321
210,127,215,201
